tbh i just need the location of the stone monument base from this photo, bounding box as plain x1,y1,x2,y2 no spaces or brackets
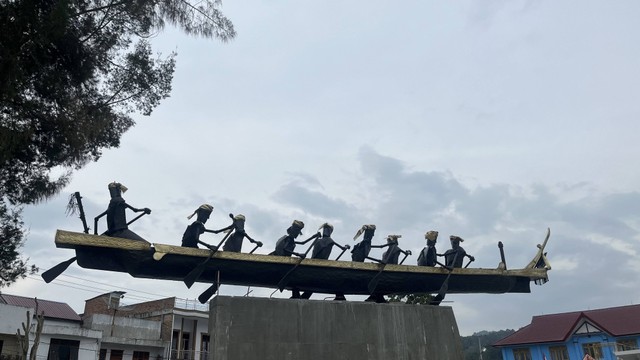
208,295,463,360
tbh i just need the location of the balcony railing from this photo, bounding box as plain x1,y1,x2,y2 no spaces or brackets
169,349,209,360
173,298,209,312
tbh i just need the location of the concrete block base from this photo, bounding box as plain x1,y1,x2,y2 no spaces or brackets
209,296,463,360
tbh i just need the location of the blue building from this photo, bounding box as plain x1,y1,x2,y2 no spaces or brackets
493,304,640,360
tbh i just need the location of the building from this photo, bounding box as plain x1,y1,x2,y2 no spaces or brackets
82,291,211,360
1,291,212,360
493,304,640,360
0,293,102,360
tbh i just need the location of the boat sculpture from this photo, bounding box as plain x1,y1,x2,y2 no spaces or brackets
49,228,551,303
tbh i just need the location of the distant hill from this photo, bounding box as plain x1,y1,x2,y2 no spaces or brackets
461,329,515,360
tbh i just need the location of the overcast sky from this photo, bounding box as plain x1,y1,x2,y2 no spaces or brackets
7,0,640,337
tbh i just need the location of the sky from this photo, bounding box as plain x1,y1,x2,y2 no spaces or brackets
6,0,640,337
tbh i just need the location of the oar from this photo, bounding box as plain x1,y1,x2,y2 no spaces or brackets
41,257,77,283
198,281,220,304
183,226,232,288
430,252,459,306
398,250,411,265
277,234,319,291
334,246,349,260
249,243,261,254
367,261,388,294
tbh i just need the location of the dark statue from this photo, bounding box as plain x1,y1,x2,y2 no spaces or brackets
301,223,350,260
181,204,216,248
270,220,306,257
417,230,444,267
298,223,350,300
443,235,475,268
381,235,411,264
215,214,263,252
94,182,151,242
351,224,386,263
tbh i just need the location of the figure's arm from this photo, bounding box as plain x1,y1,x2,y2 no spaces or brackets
297,232,320,245
212,224,233,234
284,249,306,258
371,243,390,249
335,241,351,251
197,240,218,251
125,203,151,214
244,233,263,247
93,210,107,235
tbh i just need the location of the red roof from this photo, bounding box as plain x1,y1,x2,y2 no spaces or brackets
494,304,640,347
0,293,81,322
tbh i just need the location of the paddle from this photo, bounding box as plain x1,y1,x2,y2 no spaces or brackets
41,256,77,283
198,281,220,304
367,249,410,293
429,252,459,306
367,261,388,294
183,215,234,288
334,246,349,260
249,243,261,254
45,192,92,283
398,250,412,265
276,233,320,291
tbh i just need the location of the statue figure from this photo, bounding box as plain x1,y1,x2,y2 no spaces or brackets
181,204,216,248
214,214,263,252
94,182,151,242
351,225,385,262
443,235,475,268
298,223,350,300
297,223,350,260
270,220,306,257
381,235,411,265
417,230,444,267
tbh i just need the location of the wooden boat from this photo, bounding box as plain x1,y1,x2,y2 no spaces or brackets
51,229,551,299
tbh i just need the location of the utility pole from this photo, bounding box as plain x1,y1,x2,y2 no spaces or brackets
479,337,484,360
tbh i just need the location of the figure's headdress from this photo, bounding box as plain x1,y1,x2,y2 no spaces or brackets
387,234,402,241
187,204,213,219
234,214,246,221
291,220,304,233
450,235,464,242
353,224,376,240
318,223,333,231
425,231,438,241
108,182,128,193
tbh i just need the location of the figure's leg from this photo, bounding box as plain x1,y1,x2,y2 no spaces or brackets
334,292,346,301
290,289,301,299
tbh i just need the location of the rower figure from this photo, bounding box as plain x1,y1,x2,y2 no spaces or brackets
351,225,386,263
181,204,217,249
94,182,150,242
443,235,475,268
299,223,350,300
214,214,263,252
417,231,445,267
270,220,307,257
381,235,411,264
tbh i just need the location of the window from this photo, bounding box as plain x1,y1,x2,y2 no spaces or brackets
513,348,532,360
582,342,603,359
549,346,569,360
617,339,639,351
200,334,210,360
110,350,123,360
47,339,80,360
132,351,149,360
99,349,107,360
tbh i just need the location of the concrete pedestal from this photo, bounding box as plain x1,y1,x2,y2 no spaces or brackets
209,296,463,360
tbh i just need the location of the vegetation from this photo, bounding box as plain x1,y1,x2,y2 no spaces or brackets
0,0,235,286
461,329,515,360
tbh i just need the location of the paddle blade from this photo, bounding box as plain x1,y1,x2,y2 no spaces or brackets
198,283,219,304
184,265,206,289
41,257,77,283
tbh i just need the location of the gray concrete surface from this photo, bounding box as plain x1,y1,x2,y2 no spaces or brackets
209,296,463,360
